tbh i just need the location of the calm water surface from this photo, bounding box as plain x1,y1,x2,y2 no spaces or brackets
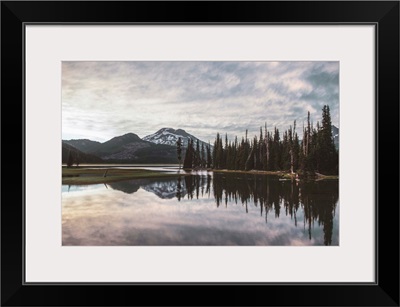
62,169,339,246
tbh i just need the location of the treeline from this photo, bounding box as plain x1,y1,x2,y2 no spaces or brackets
182,138,213,169
180,105,338,176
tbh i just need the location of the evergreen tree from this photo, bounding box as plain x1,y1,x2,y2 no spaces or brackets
176,137,182,171
209,105,338,176
183,138,194,169
309,124,318,172
75,152,80,167
226,141,232,170
223,134,228,168
67,150,74,168
232,137,239,170
258,127,265,170
195,139,200,168
243,130,249,171
206,144,212,168
212,134,219,169
264,124,270,171
201,143,206,168
237,137,246,170
218,137,224,169
273,127,281,170
293,131,300,172
245,138,255,171
288,121,296,173
300,112,314,177
312,121,320,171
281,130,290,170
319,105,337,174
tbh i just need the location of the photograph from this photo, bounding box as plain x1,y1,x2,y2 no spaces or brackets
62,61,340,246
2,0,399,304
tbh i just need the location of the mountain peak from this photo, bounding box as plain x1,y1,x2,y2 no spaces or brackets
156,127,187,135
143,128,209,148
116,132,141,140
157,127,174,133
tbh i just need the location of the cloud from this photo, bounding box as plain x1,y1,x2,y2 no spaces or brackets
62,61,339,142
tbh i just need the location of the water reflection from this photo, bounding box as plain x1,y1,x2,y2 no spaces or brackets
211,173,338,246
62,173,338,246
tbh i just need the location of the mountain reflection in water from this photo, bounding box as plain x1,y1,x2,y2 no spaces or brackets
62,173,338,246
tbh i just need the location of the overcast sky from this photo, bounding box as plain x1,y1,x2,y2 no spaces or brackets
62,61,339,143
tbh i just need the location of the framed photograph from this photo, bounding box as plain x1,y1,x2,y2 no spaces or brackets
2,1,399,306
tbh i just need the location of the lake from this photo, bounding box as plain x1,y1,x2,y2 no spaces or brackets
62,167,339,246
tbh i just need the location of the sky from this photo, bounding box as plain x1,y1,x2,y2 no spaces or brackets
62,61,339,143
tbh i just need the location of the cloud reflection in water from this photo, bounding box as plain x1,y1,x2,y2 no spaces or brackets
62,174,338,246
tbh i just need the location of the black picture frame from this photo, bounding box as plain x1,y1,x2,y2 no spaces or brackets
1,1,399,306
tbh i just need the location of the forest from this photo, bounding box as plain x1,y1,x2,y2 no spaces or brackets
181,105,338,177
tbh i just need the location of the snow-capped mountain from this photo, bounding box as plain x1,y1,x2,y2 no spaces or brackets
143,128,211,149
332,125,339,149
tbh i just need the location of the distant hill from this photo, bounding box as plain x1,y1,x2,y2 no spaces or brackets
91,133,144,158
143,128,211,149
89,133,179,163
62,142,103,164
61,128,228,164
63,139,101,153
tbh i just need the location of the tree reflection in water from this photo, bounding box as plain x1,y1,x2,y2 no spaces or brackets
180,173,338,246
108,173,338,245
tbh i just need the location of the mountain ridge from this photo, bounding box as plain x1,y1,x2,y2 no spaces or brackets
62,142,103,164
62,125,339,163
63,132,180,163
63,139,101,153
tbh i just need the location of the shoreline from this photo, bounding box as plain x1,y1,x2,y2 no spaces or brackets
62,167,188,185
195,168,339,180
62,166,338,185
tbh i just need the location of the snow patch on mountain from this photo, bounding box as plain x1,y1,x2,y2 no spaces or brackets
143,128,211,149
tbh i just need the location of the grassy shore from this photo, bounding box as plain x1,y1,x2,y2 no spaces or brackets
62,167,185,185
212,169,285,176
63,167,338,185
212,169,338,180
